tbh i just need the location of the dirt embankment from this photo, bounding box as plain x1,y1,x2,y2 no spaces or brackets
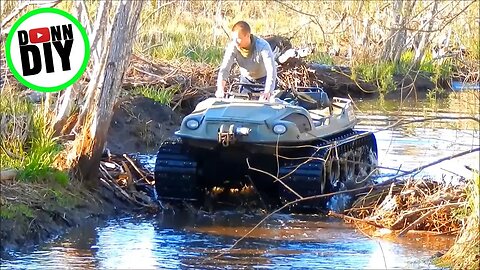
0,179,137,253
106,95,183,155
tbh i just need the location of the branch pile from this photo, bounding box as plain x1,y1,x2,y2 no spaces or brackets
98,153,159,211
123,54,218,108
334,178,468,236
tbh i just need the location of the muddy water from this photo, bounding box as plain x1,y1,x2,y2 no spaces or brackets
1,93,478,269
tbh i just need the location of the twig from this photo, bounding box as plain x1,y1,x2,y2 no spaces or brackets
1,1,62,29
120,160,135,188
328,210,385,229
397,209,436,237
383,147,480,181
172,87,188,111
246,158,303,200
137,1,175,31
1,1,30,28
0,144,21,160
123,154,152,185
99,164,115,181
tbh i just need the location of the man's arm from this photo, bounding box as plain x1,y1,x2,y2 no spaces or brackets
216,43,236,96
260,44,277,95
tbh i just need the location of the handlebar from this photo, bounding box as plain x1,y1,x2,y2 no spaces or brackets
225,82,266,100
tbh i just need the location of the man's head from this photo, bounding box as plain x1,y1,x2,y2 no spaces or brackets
231,21,251,49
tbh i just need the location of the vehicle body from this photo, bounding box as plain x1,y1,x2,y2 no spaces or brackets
154,84,378,212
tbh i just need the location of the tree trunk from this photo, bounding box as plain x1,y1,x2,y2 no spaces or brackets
381,0,402,61
382,0,415,62
70,0,144,181
413,0,439,67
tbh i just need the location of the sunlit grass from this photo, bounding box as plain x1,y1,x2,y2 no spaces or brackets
134,85,179,106
0,89,67,185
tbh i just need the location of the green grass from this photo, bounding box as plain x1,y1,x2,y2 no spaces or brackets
0,203,35,219
0,90,67,185
353,61,396,93
46,187,79,209
134,85,179,106
352,50,456,93
308,52,334,66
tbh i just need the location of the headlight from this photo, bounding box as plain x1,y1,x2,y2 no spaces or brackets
186,119,199,129
273,124,287,135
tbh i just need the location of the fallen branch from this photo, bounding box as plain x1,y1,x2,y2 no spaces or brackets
397,209,436,236
328,210,385,229
382,147,480,182
123,154,152,185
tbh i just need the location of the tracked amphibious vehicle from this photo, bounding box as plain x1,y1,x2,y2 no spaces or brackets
154,84,378,212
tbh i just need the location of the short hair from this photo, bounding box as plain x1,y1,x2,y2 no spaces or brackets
232,21,251,35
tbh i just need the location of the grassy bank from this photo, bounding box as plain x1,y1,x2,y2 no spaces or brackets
0,89,66,183
0,90,99,251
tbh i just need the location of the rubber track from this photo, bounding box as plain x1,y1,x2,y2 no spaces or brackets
154,137,199,201
278,130,377,210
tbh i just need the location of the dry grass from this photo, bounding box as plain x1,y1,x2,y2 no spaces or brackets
436,176,480,270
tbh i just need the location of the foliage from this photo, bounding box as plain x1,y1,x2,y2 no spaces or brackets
353,62,396,93
308,52,334,66
134,85,179,106
0,203,35,219
0,90,66,185
352,49,456,93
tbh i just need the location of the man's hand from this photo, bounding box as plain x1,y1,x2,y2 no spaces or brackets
259,91,271,102
215,89,225,98
215,80,227,98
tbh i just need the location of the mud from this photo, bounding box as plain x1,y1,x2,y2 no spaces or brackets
106,95,183,155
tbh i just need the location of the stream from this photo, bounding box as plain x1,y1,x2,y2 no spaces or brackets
1,92,478,269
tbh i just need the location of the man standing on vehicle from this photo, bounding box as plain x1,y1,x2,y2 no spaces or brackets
215,21,277,101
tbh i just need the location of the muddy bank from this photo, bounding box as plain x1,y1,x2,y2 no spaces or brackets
0,151,161,254
0,179,136,253
106,95,183,155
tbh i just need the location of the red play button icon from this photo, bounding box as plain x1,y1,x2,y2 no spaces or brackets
28,27,50,43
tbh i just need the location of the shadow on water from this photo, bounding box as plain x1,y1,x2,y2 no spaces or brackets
2,92,477,269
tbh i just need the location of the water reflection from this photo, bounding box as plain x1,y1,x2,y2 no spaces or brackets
1,214,453,269
95,220,162,269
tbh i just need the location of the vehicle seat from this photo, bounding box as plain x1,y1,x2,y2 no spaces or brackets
296,89,331,110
